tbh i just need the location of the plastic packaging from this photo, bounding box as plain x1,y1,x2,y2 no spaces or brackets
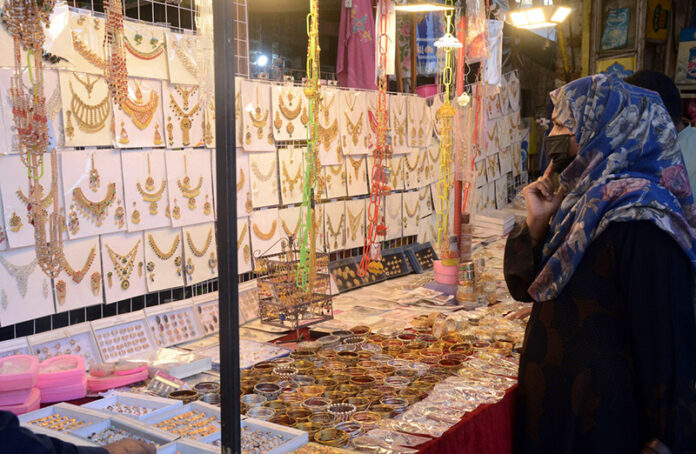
37,355,85,388
0,355,38,392
0,387,40,415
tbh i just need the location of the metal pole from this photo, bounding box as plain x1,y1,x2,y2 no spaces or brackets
213,1,240,452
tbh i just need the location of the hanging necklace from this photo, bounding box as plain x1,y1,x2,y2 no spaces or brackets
388,202,400,222
72,32,106,69
46,85,62,123
187,229,212,257
148,234,180,260
393,115,406,147
428,146,441,164
347,207,363,241
281,162,301,194
253,221,277,241
106,240,140,290
68,80,110,135
73,73,98,98
237,223,250,263
236,168,245,192
174,38,199,78
169,85,200,146
318,93,338,156
343,111,363,147
348,156,363,180
121,81,159,130
177,155,203,210
404,199,418,218
62,247,96,283
250,160,275,183
72,183,116,226
104,0,128,107
326,212,345,249
326,164,345,187
0,255,37,298
275,86,302,137
16,182,54,211
136,154,166,215
281,218,299,238
123,34,165,60
249,85,269,141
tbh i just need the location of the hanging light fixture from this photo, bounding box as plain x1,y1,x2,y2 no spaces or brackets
394,0,456,13
507,5,572,29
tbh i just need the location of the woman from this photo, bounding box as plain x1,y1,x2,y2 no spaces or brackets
504,74,696,453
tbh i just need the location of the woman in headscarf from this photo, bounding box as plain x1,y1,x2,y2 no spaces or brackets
504,74,696,453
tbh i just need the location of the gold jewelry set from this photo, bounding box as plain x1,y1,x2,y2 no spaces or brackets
245,85,273,146
347,206,364,241
317,93,339,161
273,85,308,138
280,217,300,239
66,74,110,141
186,229,216,277
326,210,345,250
404,153,420,187
119,80,161,145
252,220,277,241
402,198,418,230
57,245,101,305
135,153,166,222
409,100,426,147
325,164,345,188
176,154,210,217
250,157,277,201
169,85,201,147
105,239,141,291
173,37,199,79
342,92,363,149
391,96,407,147
69,154,119,234
147,233,183,283
347,156,364,186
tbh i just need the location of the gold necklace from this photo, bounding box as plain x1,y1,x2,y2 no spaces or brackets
391,159,403,187
136,154,166,215
169,86,200,147
318,119,338,153
148,234,180,260
123,35,165,60
174,39,198,78
348,157,363,180
277,87,302,121
347,207,363,241
249,85,269,140
404,199,418,218
237,223,250,263
73,73,98,98
68,81,110,135
236,169,245,192
186,229,212,257
72,183,116,226
326,212,345,249
253,221,277,241
177,155,203,210
281,218,299,238
121,81,159,130
71,32,106,69
343,112,363,147
405,153,419,172
62,247,96,284
428,146,441,164
320,93,336,123
281,162,301,194
16,182,54,210
251,160,275,182
106,240,140,290
326,164,345,186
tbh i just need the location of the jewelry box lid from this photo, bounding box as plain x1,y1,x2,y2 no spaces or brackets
37,355,86,388
0,355,38,391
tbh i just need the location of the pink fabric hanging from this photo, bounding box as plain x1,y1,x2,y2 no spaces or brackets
336,0,377,90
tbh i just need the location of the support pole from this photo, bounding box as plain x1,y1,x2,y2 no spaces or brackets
212,1,240,452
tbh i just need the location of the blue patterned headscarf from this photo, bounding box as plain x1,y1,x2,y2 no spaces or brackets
528,74,696,302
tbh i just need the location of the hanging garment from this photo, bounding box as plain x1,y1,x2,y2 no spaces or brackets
337,0,377,90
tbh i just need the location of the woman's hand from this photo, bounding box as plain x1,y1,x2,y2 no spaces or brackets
523,163,564,246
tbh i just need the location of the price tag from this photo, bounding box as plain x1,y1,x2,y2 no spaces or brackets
345,0,352,8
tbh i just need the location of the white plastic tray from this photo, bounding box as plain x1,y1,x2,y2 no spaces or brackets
145,299,205,347
142,401,220,443
70,415,177,447
239,417,308,454
157,439,220,454
82,391,183,421
19,402,108,432
91,310,157,362
28,322,102,369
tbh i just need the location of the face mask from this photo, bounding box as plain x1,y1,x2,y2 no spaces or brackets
546,133,574,174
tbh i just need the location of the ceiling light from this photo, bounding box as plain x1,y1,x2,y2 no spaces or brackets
507,5,572,30
394,1,456,13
